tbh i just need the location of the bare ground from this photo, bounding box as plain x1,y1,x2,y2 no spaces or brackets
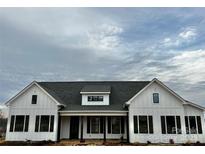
0,139,205,146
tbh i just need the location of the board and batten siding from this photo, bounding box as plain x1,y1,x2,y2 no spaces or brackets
128,82,205,143
6,84,59,141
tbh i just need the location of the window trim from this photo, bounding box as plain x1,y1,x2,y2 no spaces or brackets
161,115,181,134
9,115,29,132
133,115,154,134
35,115,55,132
185,116,203,134
108,116,123,134
153,93,159,103
87,116,103,134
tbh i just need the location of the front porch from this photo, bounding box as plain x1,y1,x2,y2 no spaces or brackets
59,111,128,142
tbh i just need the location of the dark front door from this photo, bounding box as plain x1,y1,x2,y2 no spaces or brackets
70,116,79,139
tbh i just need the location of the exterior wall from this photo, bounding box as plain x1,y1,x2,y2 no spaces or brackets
82,94,109,105
60,116,127,139
183,105,205,143
6,84,59,141
60,116,70,139
129,82,205,143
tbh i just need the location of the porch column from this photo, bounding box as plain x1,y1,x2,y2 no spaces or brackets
80,116,84,142
103,116,106,142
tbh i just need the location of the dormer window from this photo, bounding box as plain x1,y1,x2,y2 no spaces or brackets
81,85,110,106
88,96,104,102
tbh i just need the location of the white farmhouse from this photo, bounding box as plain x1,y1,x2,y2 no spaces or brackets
5,78,205,143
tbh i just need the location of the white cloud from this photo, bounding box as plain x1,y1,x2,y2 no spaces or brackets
161,27,197,48
179,28,197,39
168,49,205,83
87,24,123,51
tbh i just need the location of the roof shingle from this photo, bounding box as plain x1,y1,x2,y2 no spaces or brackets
37,81,150,111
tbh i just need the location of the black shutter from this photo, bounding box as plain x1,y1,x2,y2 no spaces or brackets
9,115,15,132
134,116,138,134
50,115,54,132
108,117,111,134
197,116,202,134
35,115,39,132
149,116,153,134
87,117,90,133
121,117,125,134
100,117,104,133
24,115,29,132
161,116,166,134
176,116,181,134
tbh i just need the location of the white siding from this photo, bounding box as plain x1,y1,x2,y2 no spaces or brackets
129,82,205,143
60,116,70,139
82,94,109,105
6,84,59,141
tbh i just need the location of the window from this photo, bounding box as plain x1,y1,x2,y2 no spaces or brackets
35,115,55,132
139,116,148,133
133,115,153,134
40,116,50,132
87,116,104,134
91,117,100,133
108,116,124,134
185,116,189,134
88,96,103,101
176,116,181,134
9,115,29,132
185,116,203,134
32,95,37,104
153,93,159,103
161,116,181,134
166,116,176,134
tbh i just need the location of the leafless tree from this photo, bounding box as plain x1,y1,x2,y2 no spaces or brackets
0,108,7,138
0,109,4,119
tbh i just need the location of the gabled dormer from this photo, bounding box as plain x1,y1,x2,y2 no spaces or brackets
80,85,111,105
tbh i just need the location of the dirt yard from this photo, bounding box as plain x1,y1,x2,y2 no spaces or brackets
0,139,204,146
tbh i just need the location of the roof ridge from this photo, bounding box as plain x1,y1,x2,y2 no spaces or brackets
38,81,151,83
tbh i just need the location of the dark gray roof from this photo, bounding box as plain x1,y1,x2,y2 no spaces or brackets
38,81,150,111
81,85,111,93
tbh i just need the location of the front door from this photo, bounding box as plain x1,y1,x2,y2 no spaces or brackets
70,116,79,139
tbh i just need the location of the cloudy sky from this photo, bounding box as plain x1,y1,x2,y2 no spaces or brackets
0,8,205,106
